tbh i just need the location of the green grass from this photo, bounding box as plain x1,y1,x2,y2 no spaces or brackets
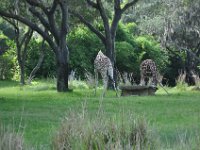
0,80,200,149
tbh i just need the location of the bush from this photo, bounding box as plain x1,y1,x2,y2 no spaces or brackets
67,25,104,79
115,41,138,73
175,70,188,91
0,51,16,80
52,108,157,150
0,125,24,150
0,33,18,80
67,23,138,79
69,80,89,89
135,35,169,73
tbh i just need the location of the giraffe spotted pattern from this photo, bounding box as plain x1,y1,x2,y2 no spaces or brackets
94,50,117,96
140,59,157,87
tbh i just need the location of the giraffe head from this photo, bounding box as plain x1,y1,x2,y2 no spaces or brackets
98,50,107,58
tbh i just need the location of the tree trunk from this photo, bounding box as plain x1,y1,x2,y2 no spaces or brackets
105,36,118,89
17,48,26,85
19,64,25,85
186,51,197,85
15,28,33,85
56,46,69,92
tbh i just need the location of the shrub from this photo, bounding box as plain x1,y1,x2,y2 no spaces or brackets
176,70,188,91
67,25,103,79
0,125,24,150
191,71,200,89
115,41,138,73
135,35,169,73
52,108,157,150
67,23,138,79
0,33,18,80
69,80,89,89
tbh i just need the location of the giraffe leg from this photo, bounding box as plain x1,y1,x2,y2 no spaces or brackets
107,66,118,97
109,77,118,97
113,80,119,97
148,77,153,86
94,69,98,96
102,73,108,97
152,73,157,87
151,67,157,87
140,72,145,86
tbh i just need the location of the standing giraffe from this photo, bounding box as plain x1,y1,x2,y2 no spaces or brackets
94,50,117,96
140,59,157,87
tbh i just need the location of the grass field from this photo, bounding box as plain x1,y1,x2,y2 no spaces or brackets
0,80,200,149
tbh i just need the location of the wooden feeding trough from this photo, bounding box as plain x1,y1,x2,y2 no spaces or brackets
120,85,158,96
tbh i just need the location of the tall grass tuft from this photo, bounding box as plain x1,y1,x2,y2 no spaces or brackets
191,71,200,90
0,125,24,150
176,70,188,91
69,79,89,89
52,104,158,150
84,70,95,89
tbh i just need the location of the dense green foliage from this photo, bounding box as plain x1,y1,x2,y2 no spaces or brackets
0,33,18,80
0,0,199,86
0,22,170,82
135,35,169,72
67,25,103,78
67,23,168,81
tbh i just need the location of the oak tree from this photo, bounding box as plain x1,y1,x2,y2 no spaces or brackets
0,0,70,92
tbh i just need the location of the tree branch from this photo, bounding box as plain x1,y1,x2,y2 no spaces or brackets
0,10,57,53
2,17,18,29
59,1,68,35
57,0,68,49
111,0,122,38
49,0,58,14
42,0,60,44
86,0,98,8
96,0,110,38
122,0,139,12
26,0,60,42
29,7,50,31
22,28,33,62
26,0,48,14
195,41,200,56
19,28,31,48
179,46,200,63
69,10,105,43
28,39,45,84
114,0,121,11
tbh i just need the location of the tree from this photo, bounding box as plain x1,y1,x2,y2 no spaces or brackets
1,1,33,85
0,0,70,92
0,32,16,80
70,0,139,84
4,18,33,85
124,0,200,85
163,0,200,84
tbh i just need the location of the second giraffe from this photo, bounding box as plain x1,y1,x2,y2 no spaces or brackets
140,59,157,87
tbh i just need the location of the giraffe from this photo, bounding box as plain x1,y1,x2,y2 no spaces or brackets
94,50,117,96
140,59,157,87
